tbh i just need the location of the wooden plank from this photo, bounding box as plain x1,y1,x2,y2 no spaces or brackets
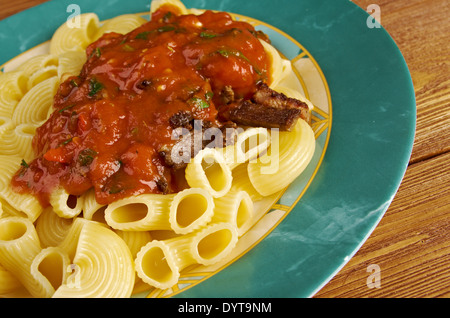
0,0,49,20
351,0,450,163
315,151,450,298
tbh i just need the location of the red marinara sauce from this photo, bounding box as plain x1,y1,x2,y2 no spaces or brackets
11,7,270,206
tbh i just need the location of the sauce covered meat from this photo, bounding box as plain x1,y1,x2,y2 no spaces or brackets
11,7,270,206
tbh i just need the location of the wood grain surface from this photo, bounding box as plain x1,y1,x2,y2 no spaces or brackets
315,0,450,298
1,0,449,298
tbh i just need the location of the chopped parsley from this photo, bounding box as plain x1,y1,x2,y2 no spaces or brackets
61,137,73,146
88,47,102,59
200,31,218,39
59,104,76,113
88,78,104,97
78,148,97,166
188,96,210,109
205,91,214,102
217,48,250,63
95,47,102,57
122,44,135,52
216,48,263,75
157,25,176,33
20,159,29,168
135,25,176,40
18,159,29,176
108,185,123,194
162,11,173,22
135,31,152,40
130,127,139,135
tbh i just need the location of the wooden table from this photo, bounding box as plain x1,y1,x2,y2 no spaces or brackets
1,0,449,298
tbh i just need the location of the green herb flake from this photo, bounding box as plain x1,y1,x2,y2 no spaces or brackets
200,31,217,39
157,25,176,33
217,49,230,58
123,44,135,52
19,159,29,176
108,185,123,194
130,127,139,135
217,48,250,62
163,11,173,22
59,104,76,113
88,47,102,59
20,159,29,168
88,78,104,97
216,49,262,75
135,31,152,40
205,91,214,102
61,137,73,146
78,148,98,166
188,97,209,109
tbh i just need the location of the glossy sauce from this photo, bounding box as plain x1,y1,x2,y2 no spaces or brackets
11,7,270,206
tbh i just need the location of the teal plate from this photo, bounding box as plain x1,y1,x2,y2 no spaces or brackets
0,0,416,298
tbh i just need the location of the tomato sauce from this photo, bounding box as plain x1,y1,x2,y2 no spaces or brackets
11,7,270,206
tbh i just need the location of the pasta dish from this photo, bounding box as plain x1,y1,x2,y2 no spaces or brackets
0,0,316,297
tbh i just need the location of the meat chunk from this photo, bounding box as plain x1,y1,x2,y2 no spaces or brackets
218,83,311,131
158,120,224,169
222,100,304,131
169,110,194,130
219,85,235,105
158,131,202,170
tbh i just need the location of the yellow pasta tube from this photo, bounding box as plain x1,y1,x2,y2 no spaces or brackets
135,222,238,289
0,198,18,219
0,70,28,118
0,155,43,221
53,219,135,298
57,217,89,260
135,239,184,290
190,222,239,266
16,54,49,77
150,0,189,15
12,76,59,125
26,65,58,91
0,124,36,162
222,127,271,169
260,39,292,88
30,246,71,298
248,119,316,196
49,187,84,219
169,187,215,234
212,191,254,237
185,147,233,197
14,124,37,161
16,54,59,79
0,216,50,297
230,163,264,201
0,116,14,136
57,51,87,80
81,188,107,223
50,13,100,56
104,193,175,231
0,263,23,296
35,208,73,248
115,230,152,258
95,14,147,40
